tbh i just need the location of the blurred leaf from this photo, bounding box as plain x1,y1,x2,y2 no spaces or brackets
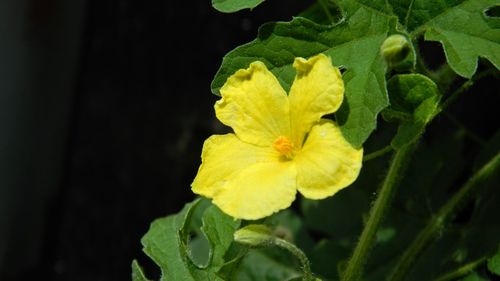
405,225,500,281
189,235,211,267
301,184,373,279
135,199,241,281
461,272,488,281
211,0,397,147
364,211,426,281
396,128,466,217
302,188,370,239
390,0,500,77
131,260,151,281
363,128,468,280
488,251,500,275
211,0,265,13
398,146,500,281
309,239,351,279
383,74,440,148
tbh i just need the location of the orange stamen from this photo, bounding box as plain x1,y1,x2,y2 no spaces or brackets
273,136,294,158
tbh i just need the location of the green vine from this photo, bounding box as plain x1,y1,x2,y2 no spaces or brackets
342,143,417,281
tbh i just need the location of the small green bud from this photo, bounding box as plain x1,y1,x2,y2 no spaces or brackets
380,34,411,65
234,224,273,247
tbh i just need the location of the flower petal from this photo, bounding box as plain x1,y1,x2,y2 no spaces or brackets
295,120,362,199
288,54,344,147
215,61,290,146
212,161,297,220
191,133,278,199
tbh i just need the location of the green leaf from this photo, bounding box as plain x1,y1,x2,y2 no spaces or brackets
235,250,302,281
137,199,241,281
383,74,440,148
211,0,397,147
131,260,151,281
201,205,241,268
487,250,500,275
211,0,265,13
390,0,500,78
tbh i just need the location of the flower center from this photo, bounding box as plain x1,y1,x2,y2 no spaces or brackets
273,136,294,158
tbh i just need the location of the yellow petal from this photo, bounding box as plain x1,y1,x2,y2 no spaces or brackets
288,54,344,147
295,120,362,199
192,133,278,199
215,61,290,146
212,161,297,220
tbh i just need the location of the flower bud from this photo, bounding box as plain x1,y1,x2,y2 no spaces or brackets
234,224,273,247
380,34,411,65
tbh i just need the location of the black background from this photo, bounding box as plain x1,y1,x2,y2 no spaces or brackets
2,1,310,280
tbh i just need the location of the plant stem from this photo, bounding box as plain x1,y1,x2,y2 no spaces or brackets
387,152,500,281
273,237,313,281
363,145,393,162
431,257,487,281
341,143,416,281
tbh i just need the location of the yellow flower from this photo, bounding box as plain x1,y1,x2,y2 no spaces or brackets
192,54,363,220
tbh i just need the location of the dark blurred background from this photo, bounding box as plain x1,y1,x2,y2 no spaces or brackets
0,0,310,280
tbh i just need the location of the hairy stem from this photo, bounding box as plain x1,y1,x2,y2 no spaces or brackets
341,143,416,281
273,237,313,281
431,257,486,281
363,145,393,162
387,152,500,281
